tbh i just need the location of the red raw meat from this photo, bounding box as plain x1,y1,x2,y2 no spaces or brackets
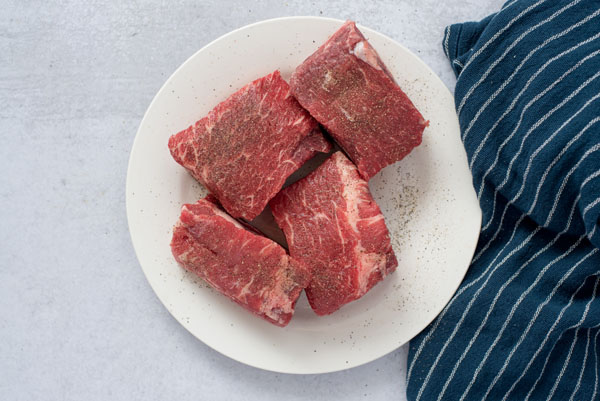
290,21,428,180
169,70,331,220
170,196,310,326
270,152,397,315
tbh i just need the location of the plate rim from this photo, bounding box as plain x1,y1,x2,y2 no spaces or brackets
126,15,481,374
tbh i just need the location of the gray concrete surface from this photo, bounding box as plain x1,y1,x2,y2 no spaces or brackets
1,1,504,400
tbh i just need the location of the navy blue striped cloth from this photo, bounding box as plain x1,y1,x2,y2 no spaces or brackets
406,1,600,400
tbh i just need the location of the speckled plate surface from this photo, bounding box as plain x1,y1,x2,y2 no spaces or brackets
126,16,481,374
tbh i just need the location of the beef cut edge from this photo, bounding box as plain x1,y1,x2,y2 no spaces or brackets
171,196,310,327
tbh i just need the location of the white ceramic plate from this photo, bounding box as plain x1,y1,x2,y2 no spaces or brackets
127,16,481,374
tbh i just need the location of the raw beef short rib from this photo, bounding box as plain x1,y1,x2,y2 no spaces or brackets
169,70,331,220
171,196,310,326
290,21,428,180
270,152,397,315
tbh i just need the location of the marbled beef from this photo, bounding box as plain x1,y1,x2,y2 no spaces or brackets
171,196,310,326
290,21,427,180
169,71,331,220
270,152,397,315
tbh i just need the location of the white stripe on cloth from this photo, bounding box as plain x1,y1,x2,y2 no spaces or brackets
436,192,586,401
473,114,600,298
457,0,580,118
414,117,598,399
524,277,600,401
458,234,589,401
473,241,597,401
443,25,451,58
469,120,600,311
583,196,600,220
548,279,600,400
490,169,600,400
453,0,547,106
549,328,583,399
500,256,599,401
477,90,600,245
479,90,600,234
579,169,600,193
461,8,600,145
589,225,598,242
545,146,600,226
502,0,520,10
469,36,600,170
524,125,600,223
475,50,600,202
568,327,591,401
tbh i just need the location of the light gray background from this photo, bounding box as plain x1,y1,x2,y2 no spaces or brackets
1,1,503,400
